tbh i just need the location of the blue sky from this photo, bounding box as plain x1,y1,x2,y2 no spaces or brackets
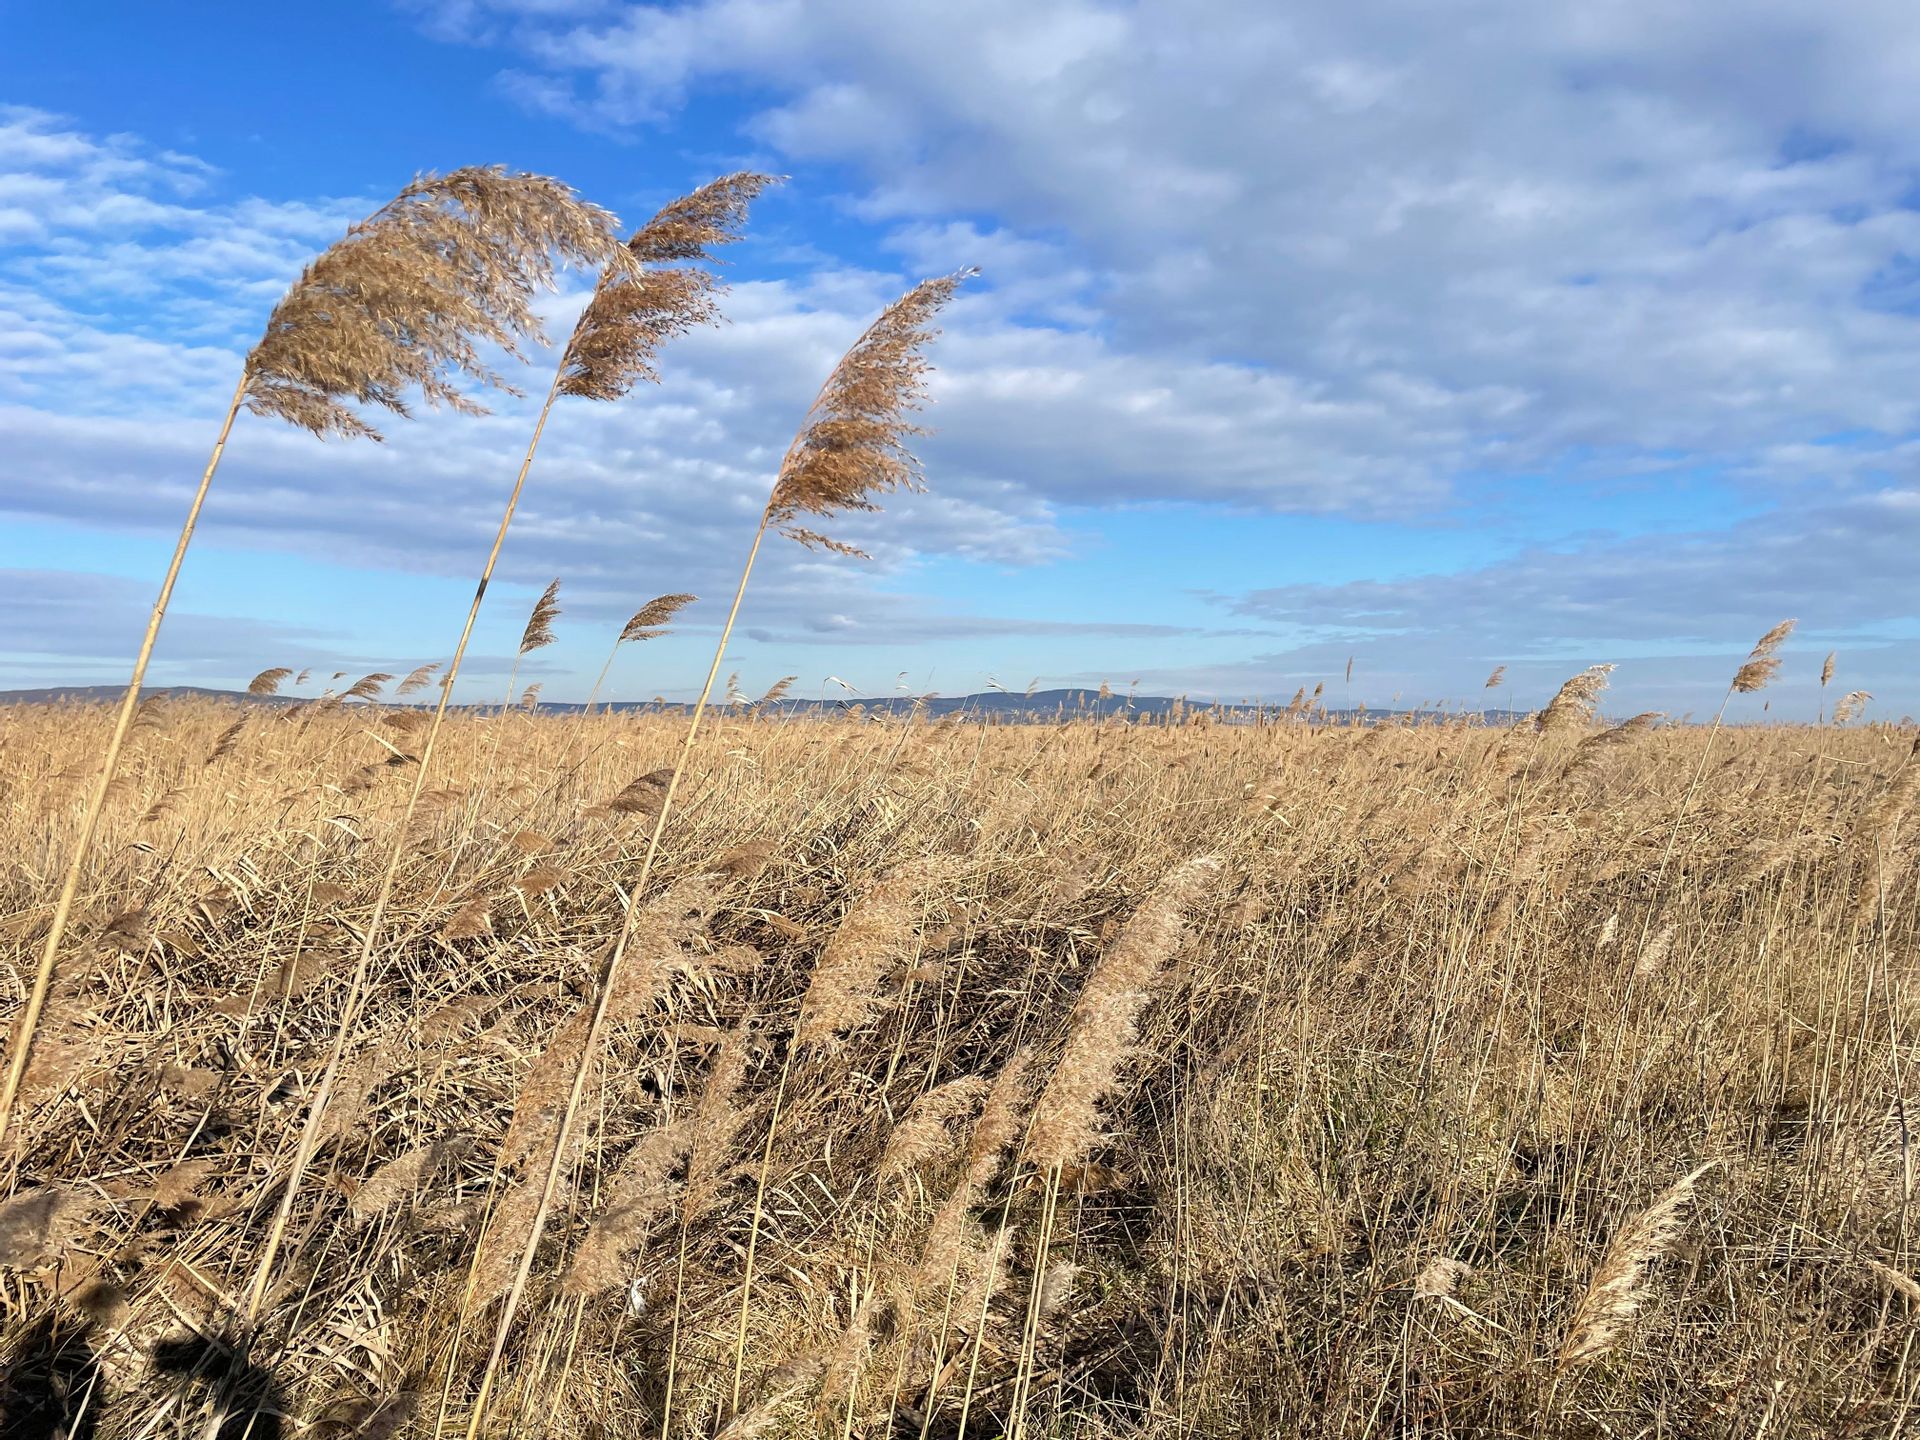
5,2,1920,717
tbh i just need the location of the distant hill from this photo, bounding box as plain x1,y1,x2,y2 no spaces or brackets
0,683,1527,725
0,684,296,706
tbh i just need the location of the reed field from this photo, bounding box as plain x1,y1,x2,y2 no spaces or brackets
4,161,1919,1438
1,690,1917,1438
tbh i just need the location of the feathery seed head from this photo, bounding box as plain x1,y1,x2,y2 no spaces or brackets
619,592,698,644
245,167,621,438
1413,1257,1471,1300
1537,664,1614,737
1024,856,1218,1170
1559,1161,1717,1367
795,866,937,1048
1733,619,1795,693
520,579,562,655
344,671,394,702
558,172,780,401
766,270,974,555
1834,690,1872,723
396,663,439,697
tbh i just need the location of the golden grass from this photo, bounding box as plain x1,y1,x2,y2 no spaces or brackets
1,696,1917,1436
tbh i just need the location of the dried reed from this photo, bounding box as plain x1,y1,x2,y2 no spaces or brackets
0,166,620,1155
1559,1161,1717,1366
585,592,698,712
223,171,766,1388
456,271,969,1434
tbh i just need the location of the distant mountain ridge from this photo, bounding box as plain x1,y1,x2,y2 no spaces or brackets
0,683,1523,724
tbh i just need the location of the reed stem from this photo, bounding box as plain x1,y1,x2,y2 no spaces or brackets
0,370,248,1154
236,360,568,1333
458,515,771,1436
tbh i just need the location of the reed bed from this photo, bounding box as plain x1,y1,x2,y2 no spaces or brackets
1,695,1916,1437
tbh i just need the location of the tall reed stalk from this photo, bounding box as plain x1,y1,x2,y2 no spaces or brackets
231,170,776,1325
188,176,775,1440
455,270,972,1436
0,168,620,1155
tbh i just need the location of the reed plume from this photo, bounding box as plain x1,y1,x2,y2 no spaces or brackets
768,271,976,556
563,1120,693,1297
1026,855,1218,1170
396,663,439,697
559,172,780,400
1565,712,1661,779
796,868,933,1049
228,173,770,1384
519,580,563,654
0,167,620,1157
1640,622,1798,941
727,865,943,1407
878,1076,993,1183
1559,1161,1716,1366
1834,690,1871,724
247,667,293,696
246,167,618,437
1008,855,1217,1425
344,671,394,702
586,591,698,711
204,717,247,766
1733,619,1795,694
1536,665,1614,738
753,675,798,714
502,578,563,708
1413,1257,1471,1301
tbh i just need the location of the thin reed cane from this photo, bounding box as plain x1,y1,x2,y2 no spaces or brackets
225,175,777,1383
455,272,969,1435
0,374,246,1155
238,359,572,1330
0,167,619,1156
456,516,770,1438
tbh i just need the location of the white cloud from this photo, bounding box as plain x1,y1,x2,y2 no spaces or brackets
443,0,1920,497
17,0,1920,706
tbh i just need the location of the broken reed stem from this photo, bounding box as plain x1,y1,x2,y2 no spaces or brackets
1008,1163,1064,1438
731,1046,795,1410
235,359,569,1339
0,371,248,1155
457,515,771,1438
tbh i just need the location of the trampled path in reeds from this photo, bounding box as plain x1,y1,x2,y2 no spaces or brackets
1,699,1916,1437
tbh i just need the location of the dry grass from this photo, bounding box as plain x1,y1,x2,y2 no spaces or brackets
1,695,1917,1436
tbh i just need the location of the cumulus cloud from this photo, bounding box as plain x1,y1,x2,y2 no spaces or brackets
443,0,1920,488
15,0,1920,709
